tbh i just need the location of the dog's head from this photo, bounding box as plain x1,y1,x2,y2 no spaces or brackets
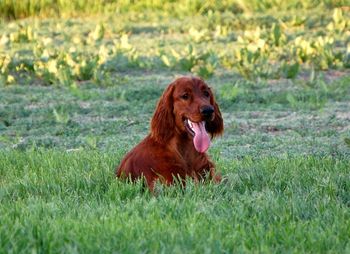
151,76,223,153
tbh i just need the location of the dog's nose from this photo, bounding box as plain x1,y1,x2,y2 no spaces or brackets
200,106,214,118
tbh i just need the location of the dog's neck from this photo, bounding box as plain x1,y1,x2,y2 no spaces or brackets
169,131,197,157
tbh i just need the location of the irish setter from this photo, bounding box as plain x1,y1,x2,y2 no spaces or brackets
116,76,224,191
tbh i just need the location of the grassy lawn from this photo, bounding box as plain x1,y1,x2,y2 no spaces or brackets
1,1,350,253
1,151,349,253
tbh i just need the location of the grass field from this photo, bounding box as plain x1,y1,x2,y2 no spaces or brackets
1,1,350,253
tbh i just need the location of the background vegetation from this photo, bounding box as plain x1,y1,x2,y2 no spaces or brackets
0,0,347,20
0,0,349,253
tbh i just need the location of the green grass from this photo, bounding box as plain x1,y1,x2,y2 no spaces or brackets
0,0,347,20
0,1,350,253
1,150,349,253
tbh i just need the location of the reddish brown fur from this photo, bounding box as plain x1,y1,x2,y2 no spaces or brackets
116,76,224,191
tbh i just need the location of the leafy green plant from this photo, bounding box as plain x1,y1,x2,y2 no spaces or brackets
85,135,99,149
327,8,348,33
9,25,36,43
87,23,105,44
161,45,218,77
282,61,300,79
345,138,350,148
219,83,242,101
268,23,286,47
53,108,70,124
233,47,276,80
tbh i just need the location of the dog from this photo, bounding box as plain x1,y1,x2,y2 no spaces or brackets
116,76,223,191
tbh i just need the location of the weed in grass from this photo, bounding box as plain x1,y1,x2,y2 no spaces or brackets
52,108,70,125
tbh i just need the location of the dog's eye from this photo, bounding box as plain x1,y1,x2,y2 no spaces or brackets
181,93,189,100
203,91,210,97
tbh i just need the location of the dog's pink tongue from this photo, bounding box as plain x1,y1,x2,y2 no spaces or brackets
190,121,210,153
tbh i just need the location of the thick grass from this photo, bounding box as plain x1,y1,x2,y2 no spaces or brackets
0,0,346,20
1,150,349,253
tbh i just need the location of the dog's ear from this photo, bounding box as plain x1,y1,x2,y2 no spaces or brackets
151,83,175,143
206,89,224,138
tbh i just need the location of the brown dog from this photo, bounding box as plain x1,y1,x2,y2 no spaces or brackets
116,76,224,191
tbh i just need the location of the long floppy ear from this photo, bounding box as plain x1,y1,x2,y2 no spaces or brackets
151,83,175,143
205,89,224,138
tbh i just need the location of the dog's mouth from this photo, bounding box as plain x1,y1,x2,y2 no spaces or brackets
184,119,195,137
183,118,210,153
